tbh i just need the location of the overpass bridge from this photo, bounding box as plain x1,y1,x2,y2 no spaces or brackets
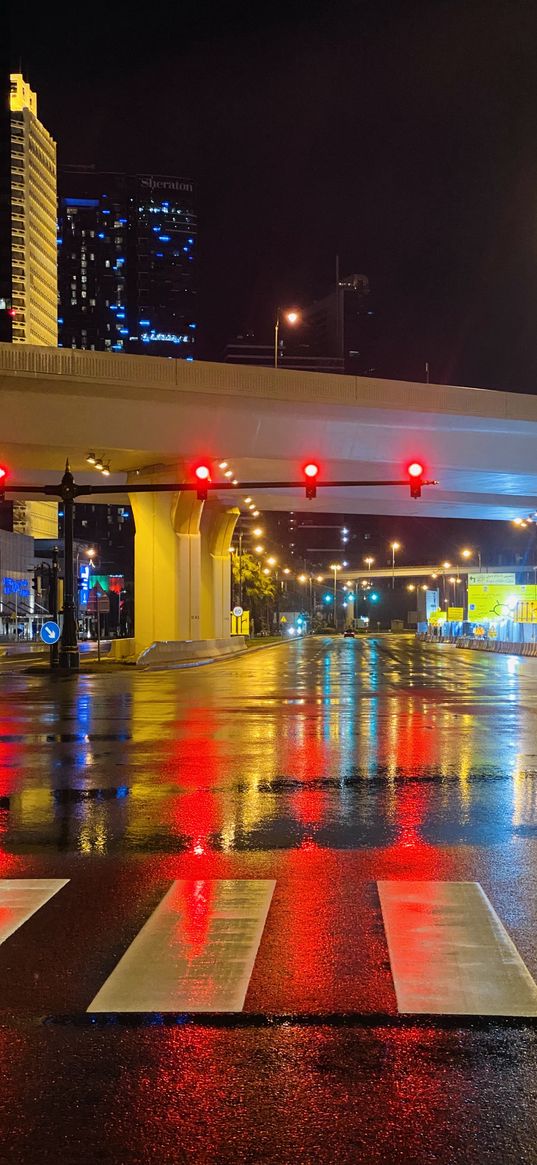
341,565,526,581
1,343,536,655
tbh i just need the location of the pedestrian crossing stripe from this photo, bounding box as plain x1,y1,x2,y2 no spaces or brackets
87,879,276,1014
378,880,537,1017
1,878,537,1017
0,879,69,947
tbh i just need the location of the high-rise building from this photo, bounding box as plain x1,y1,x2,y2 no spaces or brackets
0,75,58,538
0,40,12,343
225,274,375,375
58,167,197,357
9,74,57,346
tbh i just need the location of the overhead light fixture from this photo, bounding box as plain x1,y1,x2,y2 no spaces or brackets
219,461,228,469
232,479,239,485
244,497,252,504
101,463,111,477
86,452,96,465
95,457,104,471
224,470,233,478
252,510,260,517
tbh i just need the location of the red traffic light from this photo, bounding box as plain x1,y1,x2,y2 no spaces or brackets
194,463,211,481
0,467,7,503
407,460,424,498
193,462,211,500
303,462,320,499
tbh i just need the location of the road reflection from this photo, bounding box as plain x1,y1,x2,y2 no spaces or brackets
0,637,535,858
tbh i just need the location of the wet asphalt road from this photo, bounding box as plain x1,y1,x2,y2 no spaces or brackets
2,634,537,1163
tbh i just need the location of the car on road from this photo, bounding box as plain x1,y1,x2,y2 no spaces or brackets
343,628,355,638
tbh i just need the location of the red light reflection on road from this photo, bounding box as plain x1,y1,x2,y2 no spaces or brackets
177,879,215,958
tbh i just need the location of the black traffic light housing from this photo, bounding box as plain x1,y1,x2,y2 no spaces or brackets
407,462,424,499
303,462,319,500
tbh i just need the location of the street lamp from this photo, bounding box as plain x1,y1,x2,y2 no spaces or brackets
274,308,300,368
76,545,97,621
364,556,374,571
390,541,401,589
461,546,481,570
329,563,341,625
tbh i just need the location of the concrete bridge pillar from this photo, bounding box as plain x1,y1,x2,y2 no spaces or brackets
200,503,240,639
129,473,203,654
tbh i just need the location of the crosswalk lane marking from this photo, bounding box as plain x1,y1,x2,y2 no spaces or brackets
87,879,276,1014
378,880,537,1016
0,879,69,947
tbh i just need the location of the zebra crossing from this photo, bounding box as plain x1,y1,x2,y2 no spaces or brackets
0,877,536,1018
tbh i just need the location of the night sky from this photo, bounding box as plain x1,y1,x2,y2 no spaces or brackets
11,0,537,391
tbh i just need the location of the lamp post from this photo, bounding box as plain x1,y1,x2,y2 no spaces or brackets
237,530,243,608
329,563,341,628
274,308,300,368
58,463,79,672
390,542,400,589
75,545,96,622
364,556,374,572
441,561,451,608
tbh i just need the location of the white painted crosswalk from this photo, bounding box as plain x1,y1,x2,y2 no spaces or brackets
378,880,537,1016
87,879,276,1014
0,877,536,1017
0,879,68,947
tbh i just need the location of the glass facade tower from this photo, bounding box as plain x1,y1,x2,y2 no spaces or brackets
58,168,197,358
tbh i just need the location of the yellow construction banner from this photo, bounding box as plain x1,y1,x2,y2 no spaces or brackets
468,583,537,623
447,607,464,621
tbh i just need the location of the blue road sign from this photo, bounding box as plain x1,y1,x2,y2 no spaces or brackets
40,621,61,645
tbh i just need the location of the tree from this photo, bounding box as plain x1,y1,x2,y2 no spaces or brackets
232,552,276,602
232,551,276,633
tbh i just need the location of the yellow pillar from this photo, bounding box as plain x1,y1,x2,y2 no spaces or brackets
200,504,240,639
172,490,203,639
129,474,203,655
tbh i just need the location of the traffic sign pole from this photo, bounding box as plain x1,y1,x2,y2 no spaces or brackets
50,547,59,668
57,464,79,673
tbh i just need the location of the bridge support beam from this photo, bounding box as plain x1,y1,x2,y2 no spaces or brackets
200,504,240,639
129,475,203,655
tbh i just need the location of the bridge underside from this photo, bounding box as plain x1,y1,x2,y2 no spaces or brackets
1,344,536,651
1,344,537,522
